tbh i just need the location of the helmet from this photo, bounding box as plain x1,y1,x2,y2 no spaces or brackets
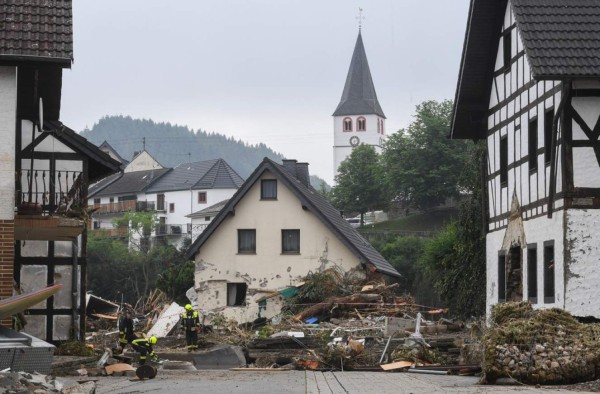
149,336,157,345
185,304,192,311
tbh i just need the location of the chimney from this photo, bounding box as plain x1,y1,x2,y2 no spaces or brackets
296,162,310,187
282,159,297,177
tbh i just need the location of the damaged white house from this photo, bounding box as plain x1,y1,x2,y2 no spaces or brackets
451,0,600,318
186,158,401,323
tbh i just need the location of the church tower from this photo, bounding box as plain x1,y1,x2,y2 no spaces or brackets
332,29,386,180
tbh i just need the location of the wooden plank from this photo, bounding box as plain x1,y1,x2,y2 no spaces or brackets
105,363,136,375
0,284,62,319
380,361,412,371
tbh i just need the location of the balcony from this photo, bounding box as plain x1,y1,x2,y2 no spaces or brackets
15,169,87,241
92,200,156,214
92,226,129,238
155,223,191,236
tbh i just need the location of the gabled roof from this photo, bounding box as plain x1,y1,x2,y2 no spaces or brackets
44,121,121,182
451,0,600,139
513,0,600,79
0,0,73,66
99,141,129,169
186,199,229,219
90,168,170,198
145,159,244,193
333,31,385,118
186,158,401,278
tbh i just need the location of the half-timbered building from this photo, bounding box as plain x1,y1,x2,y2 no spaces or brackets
0,0,120,342
452,0,600,318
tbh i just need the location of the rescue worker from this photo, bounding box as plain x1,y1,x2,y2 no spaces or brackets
131,336,159,365
179,304,200,352
117,308,135,354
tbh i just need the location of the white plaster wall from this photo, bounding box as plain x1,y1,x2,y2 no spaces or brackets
124,151,163,173
333,114,385,178
0,67,16,220
565,210,600,317
486,213,564,318
194,170,364,323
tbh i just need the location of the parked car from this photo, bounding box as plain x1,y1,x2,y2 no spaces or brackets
345,217,361,228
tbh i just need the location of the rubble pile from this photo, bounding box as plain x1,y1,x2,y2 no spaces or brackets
0,371,96,394
483,302,600,385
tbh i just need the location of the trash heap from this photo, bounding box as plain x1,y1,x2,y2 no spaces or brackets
0,371,96,394
483,302,600,384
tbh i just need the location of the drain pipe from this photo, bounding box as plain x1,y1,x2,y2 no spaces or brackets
72,238,79,340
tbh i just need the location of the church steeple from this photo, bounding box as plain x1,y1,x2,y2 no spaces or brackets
333,31,385,118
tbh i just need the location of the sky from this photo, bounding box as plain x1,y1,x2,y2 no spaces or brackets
61,1,470,185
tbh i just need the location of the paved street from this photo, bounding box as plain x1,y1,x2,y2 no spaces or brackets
79,370,594,394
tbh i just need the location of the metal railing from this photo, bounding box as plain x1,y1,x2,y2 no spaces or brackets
155,223,191,236
16,169,84,215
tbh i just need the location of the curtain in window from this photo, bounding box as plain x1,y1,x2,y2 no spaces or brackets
261,180,277,199
239,230,256,252
282,230,300,253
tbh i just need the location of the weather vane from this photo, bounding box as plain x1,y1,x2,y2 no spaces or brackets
357,7,365,31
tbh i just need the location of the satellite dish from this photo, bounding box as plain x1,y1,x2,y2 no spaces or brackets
38,97,44,132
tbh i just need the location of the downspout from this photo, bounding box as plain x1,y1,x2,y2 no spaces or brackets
548,80,571,218
72,238,79,340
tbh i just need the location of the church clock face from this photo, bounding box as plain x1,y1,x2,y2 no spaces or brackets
349,136,360,147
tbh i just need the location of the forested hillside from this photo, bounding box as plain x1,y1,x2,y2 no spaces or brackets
81,115,291,180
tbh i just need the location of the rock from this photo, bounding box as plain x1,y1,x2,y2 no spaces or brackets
61,381,96,394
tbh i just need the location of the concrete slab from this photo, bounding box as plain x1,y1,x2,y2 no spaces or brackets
192,345,246,370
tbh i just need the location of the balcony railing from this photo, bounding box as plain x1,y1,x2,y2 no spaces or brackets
93,227,129,238
16,169,84,215
92,200,156,214
155,223,191,236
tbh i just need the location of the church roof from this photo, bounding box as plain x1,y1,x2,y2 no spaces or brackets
333,31,385,118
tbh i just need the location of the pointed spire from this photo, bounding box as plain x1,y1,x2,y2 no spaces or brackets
333,30,385,118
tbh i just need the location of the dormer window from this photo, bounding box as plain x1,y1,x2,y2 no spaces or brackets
357,117,366,131
343,117,353,132
261,179,277,200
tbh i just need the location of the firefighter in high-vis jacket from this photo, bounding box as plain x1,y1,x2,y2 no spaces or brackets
131,336,159,365
117,308,135,354
179,304,200,351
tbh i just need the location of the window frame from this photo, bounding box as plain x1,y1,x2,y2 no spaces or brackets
343,117,353,132
261,179,277,200
93,198,101,204
198,191,207,204
226,283,247,307
498,251,506,303
237,229,256,254
528,117,538,173
169,203,175,213
527,244,538,303
543,241,555,303
500,135,508,187
357,117,366,131
281,229,300,254
544,108,554,166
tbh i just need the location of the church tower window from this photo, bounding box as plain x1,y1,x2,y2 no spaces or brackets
357,117,366,131
343,117,353,132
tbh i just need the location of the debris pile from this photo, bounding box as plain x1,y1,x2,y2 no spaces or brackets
483,302,600,385
0,371,96,393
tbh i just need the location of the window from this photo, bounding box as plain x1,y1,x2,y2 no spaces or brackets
527,245,538,303
343,117,352,132
500,136,508,187
205,216,211,222
261,179,277,200
544,109,554,165
227,283,247,306
357,117,366,131
118,195,136,201
498,252,506,303
157,194,165,211
93,198,101,204
544,241,555,303
93,221,100,230
503,31,511,71
528,118,538,172
377,119,381,133
198,192,207,204
282,230,300,254
238,229,256,254
109,197,114,203
169,203,175,213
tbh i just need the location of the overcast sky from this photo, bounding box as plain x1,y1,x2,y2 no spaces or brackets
61,1,470,184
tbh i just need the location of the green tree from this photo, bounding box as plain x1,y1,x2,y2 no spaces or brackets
382,100,471,210
156,260,195,305
331,144,387,223
417,142,486,318
112,210,158,253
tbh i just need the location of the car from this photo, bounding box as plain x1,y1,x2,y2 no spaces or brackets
345,217,361,228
